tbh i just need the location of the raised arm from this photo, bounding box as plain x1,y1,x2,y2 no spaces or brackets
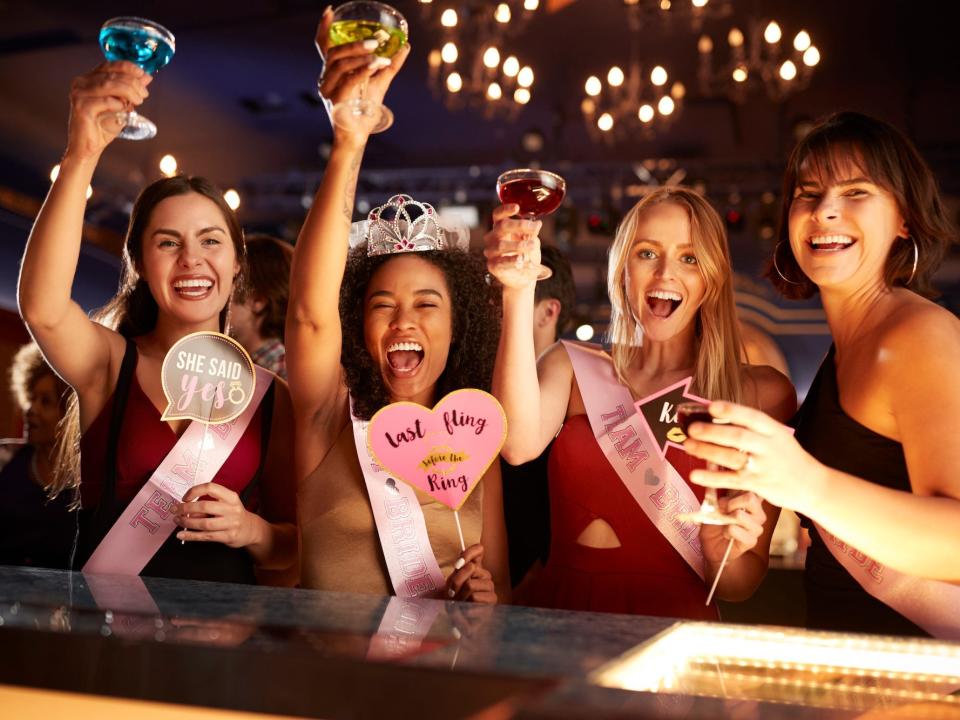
19,63,150,406
485,206,572,464
286,10,409,444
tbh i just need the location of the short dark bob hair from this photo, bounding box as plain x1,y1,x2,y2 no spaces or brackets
767,111,956,300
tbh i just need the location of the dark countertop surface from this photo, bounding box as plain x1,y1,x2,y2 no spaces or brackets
1,566,957,719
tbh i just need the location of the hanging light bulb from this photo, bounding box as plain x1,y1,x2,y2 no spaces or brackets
517,66,534,87
514,88,531,104
483,46,501,68
441,42,458,64
732,65,748,82
494,3,511,23
638,104,655,123
503,55,520,77
486,82,503,100
692,0,709,7
793,30,811,52
670,81,686,99
585,76,602,96
728,27,744,47
698,35,713,54
524,0,539,9
446,72,463,92
764,21,782,44
779,60,797,81
803,46,821,67
658,96,675,115
159,153,178,177
650,65,668,86
607,66,625,87
597,113,614,132
441,9,458,27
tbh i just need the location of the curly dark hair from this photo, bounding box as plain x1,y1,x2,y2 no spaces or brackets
339,247,501,420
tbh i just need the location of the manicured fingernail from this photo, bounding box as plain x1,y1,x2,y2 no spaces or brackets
368,57,391,70
322,5,332,15
454,558,466,570
452,627,462,639
362,39,379,50
447,588,456,598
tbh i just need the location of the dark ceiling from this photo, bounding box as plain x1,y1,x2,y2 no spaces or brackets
2,0,959,219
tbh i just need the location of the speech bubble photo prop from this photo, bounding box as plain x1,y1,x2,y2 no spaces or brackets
634,377,707,459
161,332,257,425
367,389,507,546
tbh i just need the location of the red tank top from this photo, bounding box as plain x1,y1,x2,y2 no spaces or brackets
528,414,717,619
80,367,264,509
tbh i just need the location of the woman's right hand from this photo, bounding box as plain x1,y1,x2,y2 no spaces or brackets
483,204,543,290
66,62,151,161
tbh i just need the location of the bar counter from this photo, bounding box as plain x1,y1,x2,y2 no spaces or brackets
1,566,958,719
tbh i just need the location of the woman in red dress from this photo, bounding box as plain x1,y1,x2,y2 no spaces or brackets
485,187,796,617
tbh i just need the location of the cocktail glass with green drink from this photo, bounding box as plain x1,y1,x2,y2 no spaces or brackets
326,1,407,134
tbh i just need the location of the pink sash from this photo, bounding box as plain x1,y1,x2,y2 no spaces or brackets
366,596,443,661
352,411,447,598
812,522,960,640
82,366,273,575
562,341,705,579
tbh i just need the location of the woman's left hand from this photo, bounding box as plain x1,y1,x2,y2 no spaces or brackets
699,491,766,564
174,482,264,549
446,544,498,604
684,401,827,515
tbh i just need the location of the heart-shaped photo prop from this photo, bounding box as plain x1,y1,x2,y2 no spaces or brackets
367,389,507,511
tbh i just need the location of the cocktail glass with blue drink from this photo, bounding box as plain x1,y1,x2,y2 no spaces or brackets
99,17,175,140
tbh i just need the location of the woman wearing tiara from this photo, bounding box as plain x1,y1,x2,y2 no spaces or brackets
485,187,796,617
18,62,297,583
288,12,508,603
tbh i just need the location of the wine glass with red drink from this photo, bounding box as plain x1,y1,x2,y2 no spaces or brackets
676,402,737,526
496,168,566,281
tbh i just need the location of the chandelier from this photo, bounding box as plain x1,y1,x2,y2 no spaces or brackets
697,17,821,103
422,1,541,118
581,62,685,143
622,0,732,33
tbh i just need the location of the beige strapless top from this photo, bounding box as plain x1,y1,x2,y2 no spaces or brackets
299,420,483,594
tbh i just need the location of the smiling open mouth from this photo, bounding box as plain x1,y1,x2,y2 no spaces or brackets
172,278,214,299
386,341,424,376
809,235,856,252
646,290,682,319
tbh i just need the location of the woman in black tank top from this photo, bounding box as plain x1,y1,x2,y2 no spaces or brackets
681,112,960,637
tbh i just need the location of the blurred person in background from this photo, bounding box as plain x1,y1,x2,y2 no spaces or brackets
0,343,74,568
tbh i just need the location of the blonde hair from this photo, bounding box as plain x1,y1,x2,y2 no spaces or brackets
606,186,744,403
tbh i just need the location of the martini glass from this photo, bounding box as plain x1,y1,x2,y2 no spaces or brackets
326,1,408,134
676,402,736,526
495,168,566,281
99,17,175,141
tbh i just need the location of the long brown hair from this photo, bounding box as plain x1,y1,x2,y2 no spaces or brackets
606,187,744,403
49,176,246,502
768,111,956,299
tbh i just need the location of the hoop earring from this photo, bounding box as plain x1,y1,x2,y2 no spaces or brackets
906,236,918,286
773,241,803,285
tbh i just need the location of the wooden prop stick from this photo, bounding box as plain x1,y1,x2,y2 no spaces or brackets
453,510,466,553
705,536,734,607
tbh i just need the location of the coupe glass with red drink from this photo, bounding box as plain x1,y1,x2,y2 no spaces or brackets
676,402,736,526
495,168,566,281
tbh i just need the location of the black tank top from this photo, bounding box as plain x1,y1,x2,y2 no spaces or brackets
796,346,926,636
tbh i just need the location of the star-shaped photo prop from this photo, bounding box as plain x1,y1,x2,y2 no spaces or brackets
633,377,707,459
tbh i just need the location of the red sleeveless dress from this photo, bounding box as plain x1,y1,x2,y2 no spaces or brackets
76,344,275,583
525,414,718,619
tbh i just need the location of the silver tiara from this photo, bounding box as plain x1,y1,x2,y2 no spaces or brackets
348,194,470,256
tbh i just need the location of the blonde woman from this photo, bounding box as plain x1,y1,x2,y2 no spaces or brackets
485,187,795,617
